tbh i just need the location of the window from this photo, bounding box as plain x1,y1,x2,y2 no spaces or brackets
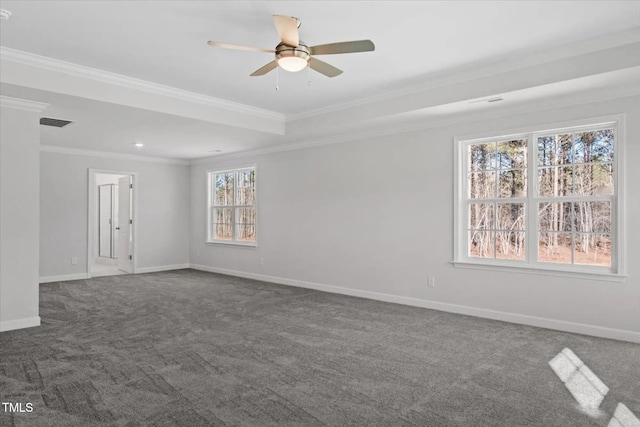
455,119,623,277
207,167,256,245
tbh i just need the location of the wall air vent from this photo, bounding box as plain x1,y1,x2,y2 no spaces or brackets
40,117,74,128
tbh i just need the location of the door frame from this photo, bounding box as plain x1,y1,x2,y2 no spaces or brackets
87,168,138,278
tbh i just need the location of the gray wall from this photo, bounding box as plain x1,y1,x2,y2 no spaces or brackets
39,152,190,277
0,103,42,330
190,95,640,339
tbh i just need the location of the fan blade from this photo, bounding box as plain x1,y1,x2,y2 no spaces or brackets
207,41,274,53
273,15,299,47
309,57,343,78
309,40,375,55
250,60,278,76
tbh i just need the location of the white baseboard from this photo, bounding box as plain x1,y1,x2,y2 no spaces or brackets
189,264,640,344
39,273,89,283
0,316,41,332
136,264,191,274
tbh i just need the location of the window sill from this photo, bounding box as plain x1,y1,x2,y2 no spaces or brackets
205,240,257,248
451,261,627,283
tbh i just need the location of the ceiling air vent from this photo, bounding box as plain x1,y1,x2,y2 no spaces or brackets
40,117,74,128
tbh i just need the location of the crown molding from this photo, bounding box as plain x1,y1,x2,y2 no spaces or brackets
0,95,49,112
40,144,189,165
192,84,640,165
286,28,640,122
0,46,285,122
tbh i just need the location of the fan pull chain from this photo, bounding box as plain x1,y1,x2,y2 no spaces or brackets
307,65,311,86
275,67,279,91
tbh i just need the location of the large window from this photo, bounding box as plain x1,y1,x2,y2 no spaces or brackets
207,167,256,244
455,119,623,277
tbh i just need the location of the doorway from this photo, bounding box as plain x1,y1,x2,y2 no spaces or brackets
88,169,137,278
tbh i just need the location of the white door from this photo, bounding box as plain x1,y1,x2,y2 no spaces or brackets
117,176,132,273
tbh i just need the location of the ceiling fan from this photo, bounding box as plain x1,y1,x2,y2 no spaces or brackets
207,15,375,78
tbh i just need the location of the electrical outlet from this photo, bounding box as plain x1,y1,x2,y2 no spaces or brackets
71,257,78,265
196,250,200,257
259,258,265,266
427,276,435,288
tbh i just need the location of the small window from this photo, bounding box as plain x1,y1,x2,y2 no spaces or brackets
207,167,256,245
455,119,623,277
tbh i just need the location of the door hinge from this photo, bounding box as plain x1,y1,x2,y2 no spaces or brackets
129,219,132,224
129,255,132,260
129,184,133,189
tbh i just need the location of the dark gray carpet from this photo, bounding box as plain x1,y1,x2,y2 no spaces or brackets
1,269,639,426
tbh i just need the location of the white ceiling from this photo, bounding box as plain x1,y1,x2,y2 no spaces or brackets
1,1,639,160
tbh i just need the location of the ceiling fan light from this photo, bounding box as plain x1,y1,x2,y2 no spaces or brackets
277,56,308,72
275,42,310,73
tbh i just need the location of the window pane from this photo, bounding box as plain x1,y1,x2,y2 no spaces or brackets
236,169,255,187
537,166,573,197
498,169,527,198
573,164,614,196
235,207,256,242
497,139,527,169
469,230,494,259
468,172,496,199
538,202,572,232
214,223,232,240
537,136,554,166
469,203,494,229
215,172,234,206
538,232,572,264
235,169,256,206
236,187,255,206
537,134,572,166
213,207,233,240
469,143,496,171
497,203,525,231
573,202,611,233
574,128,614,164
235,169,253,195
574,234,611,267
496,231,525,261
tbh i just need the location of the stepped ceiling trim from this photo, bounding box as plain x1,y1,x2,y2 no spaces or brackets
0,94,48,112
0,46,284,122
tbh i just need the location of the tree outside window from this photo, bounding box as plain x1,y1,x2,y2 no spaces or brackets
208,168,256,243
459,122,618,273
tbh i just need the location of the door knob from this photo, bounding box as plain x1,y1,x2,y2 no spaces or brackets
115,227,120,230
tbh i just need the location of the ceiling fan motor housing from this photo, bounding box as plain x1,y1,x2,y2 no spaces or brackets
275,42,310,64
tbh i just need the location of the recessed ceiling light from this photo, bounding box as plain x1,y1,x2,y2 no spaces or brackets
0,9,11,21
133,142,144,147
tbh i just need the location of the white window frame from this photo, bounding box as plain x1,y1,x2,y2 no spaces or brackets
206,166,257,247
453,115,626,282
